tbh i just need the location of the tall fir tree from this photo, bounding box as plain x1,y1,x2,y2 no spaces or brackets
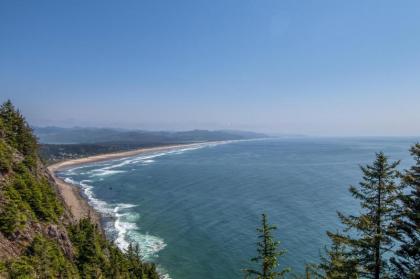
328,152,402,279
126,243,144,278
391,144,420,278
317,232,359,279
0,100,37,167
244,213,290,279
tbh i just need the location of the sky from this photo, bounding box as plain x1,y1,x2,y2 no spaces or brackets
1,0,420,136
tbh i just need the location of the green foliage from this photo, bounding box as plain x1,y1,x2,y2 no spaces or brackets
69,219,107,278
1,220,160,279
126,243,144,278
0,167,63,236
2,235,79,279
69,219,159,279
0,139,12,173
0,183,28,235
126,243,159,279
0,100,63,235
317,234,359,279
391,143,420,278
26,235,79,278
0,100,37,169
12,168,63,222
6,256,35,279
328,152,402,279
244,213,290,279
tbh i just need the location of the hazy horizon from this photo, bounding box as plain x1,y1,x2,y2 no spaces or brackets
32,125,420,139
2,1,420,136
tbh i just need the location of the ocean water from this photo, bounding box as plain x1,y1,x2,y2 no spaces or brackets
58,138,417,279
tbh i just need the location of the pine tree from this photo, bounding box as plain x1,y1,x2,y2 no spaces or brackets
317,232,359,279
126,242,144,278
328,152,402,279
0,100,37,167
244,213,290,279
390,143,420,278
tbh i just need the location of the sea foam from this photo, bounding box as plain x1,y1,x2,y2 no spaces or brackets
60,175,169,276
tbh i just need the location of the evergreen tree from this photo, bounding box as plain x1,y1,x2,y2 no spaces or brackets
244,213,290,279
328,152,402,279
0,100,37,167
317,232,359,279
126,243,145,278
391,144,420,278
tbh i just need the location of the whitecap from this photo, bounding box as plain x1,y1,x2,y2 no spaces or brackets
63,177,77,184
89,169,126,177
112,204,167,260
78,180,114,215
126,229,167,260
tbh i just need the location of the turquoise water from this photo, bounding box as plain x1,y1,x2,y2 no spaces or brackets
58,138,417,278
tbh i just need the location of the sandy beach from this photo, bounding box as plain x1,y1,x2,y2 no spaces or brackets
47,141,226,224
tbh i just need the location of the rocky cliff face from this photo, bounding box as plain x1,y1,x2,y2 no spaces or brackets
0,137,73,261
0,221,74,261
0,142,75,265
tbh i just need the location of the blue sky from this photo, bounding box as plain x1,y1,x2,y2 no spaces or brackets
1,0,420,136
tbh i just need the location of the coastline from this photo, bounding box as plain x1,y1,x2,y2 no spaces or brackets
49,169,102,226
47,141,229,227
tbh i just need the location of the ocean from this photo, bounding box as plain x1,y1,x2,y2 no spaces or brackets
57,137,417,279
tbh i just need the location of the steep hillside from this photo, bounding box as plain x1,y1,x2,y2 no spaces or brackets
0,101,159,278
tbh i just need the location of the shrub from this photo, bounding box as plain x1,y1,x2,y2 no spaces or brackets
0,140,12,173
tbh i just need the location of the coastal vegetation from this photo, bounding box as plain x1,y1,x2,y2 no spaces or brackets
245,150,419,278
391,144,420,278
0,101,159,278
326,152,402,279
244,214,290,278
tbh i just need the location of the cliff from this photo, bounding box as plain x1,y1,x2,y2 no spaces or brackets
0,101,159,278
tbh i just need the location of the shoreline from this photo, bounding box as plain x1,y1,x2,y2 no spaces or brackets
47,141,229,226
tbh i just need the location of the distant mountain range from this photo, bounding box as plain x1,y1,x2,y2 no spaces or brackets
33,126,268,144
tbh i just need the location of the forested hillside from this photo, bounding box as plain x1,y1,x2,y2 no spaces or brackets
35,127,267,163
0,101,159,278
34,127,267,145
